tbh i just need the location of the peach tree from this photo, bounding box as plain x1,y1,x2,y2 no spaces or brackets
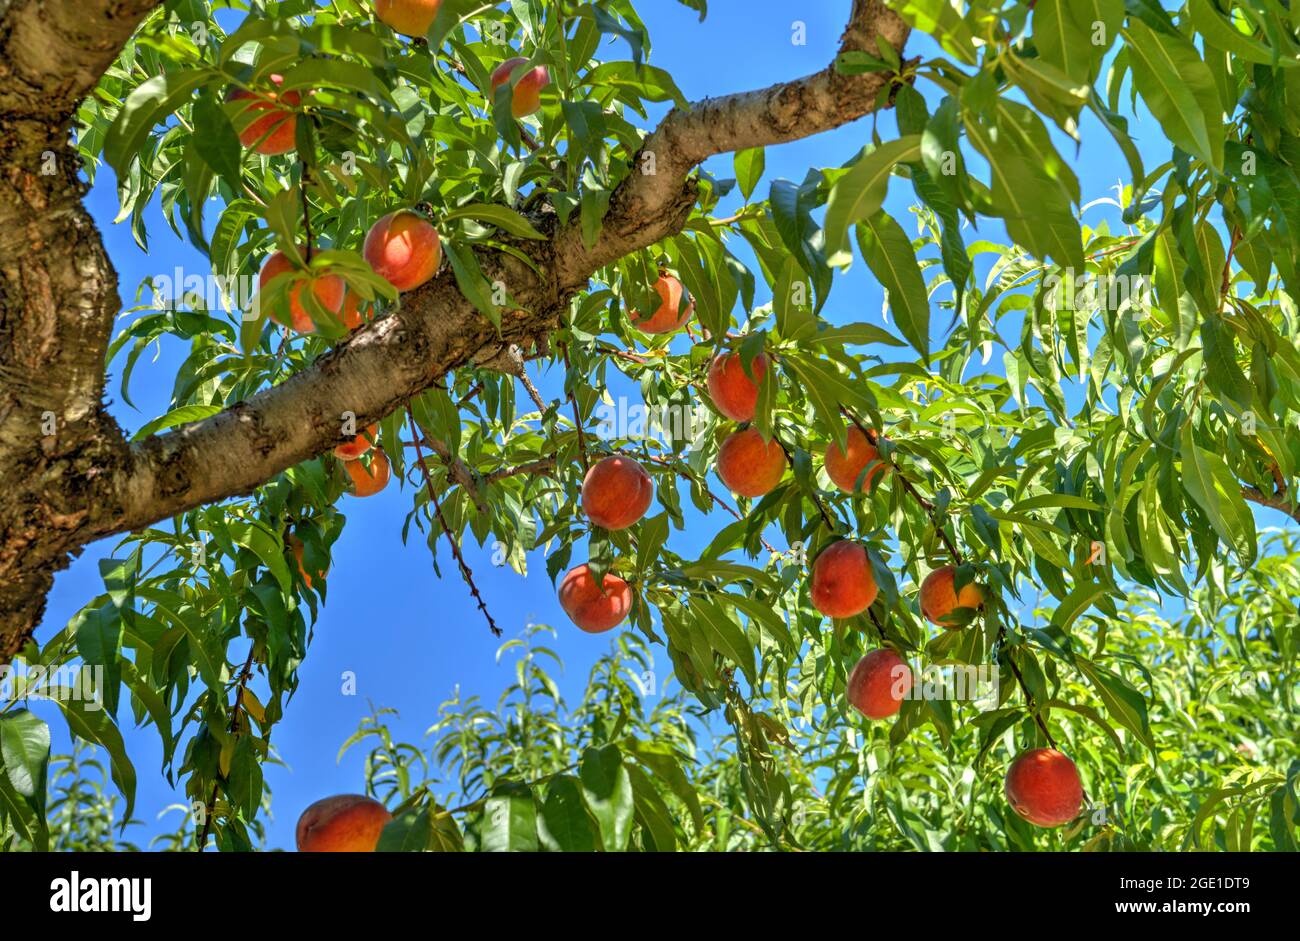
0,0,1297,850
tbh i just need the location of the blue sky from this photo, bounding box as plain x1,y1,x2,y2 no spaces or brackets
23,2,1287,850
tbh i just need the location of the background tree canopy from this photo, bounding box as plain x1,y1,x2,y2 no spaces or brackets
0,0,1297,852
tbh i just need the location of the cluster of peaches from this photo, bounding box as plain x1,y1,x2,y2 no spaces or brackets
556,273,1084,832
556,273,984,645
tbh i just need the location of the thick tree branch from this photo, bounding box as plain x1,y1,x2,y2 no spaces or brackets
0,0,164,657
0,0,910,660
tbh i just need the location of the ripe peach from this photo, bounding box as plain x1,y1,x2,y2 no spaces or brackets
581,456,653,530
374,0,442,37
490,57,551,118
227,74,300,156
345,449,391,497
824,426,887,494
919,565,984,630
287,534,328,590
334,424,377,461
811,540,878,619
364,210,442,291
1004,749,1084,828
707,352,769,423
296,794,392,852
558,564,631,633
847,649,913,720
629,274,694,335
716,427,785,498
258,250,346,334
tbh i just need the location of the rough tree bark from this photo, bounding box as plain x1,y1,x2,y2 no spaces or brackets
0,0,910,663
0,0,171,659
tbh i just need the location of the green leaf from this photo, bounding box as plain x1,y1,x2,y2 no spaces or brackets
103,68,216,177
73,604,123,716
1123,21,1224,170
769,177,831,303
0,710,50,799
443,240,502,332
808,321,907,349
537,775,602,851
481,783,539,852
1074,658,1156,751
228,520,294,595
1013,494,1102,513
1180,424,1257,565
823,136,921,266
625,740,705,833
772,254,816,342
626,763,678,850
131,404,224,441
56,669,137,823
135,589,223,691
1088,92,1146,198
1201,315,1254,410
191,92,243,191
1050,582,1110,634
579,175,612,251
892,0,977,65
441,203,546,240
855,211,930,358
0,774,46,851
694,598,757,685
635,513,670,574
964,111,1083,270
583,61,690,110
781,351,877,445
1005,53,1089,127
734,147,765,202
1189,0,1278,65
277,59,396,104
377,808,436,852
580,744,634,851
119,658,175,764
1034,0,1104,83
728,593,796,657
835,50,896,75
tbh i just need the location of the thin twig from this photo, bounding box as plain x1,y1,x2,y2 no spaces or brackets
593,340,659,365
196,646,256,851
866,607,890,644
457,381,484,408
300,169,314,263
995,624,1072,770
491,344,548,411
1220,226,1242,302
774,435,837,531
407,408,501,637
484,457,560,485
412,436,488,514
516,369,548,412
